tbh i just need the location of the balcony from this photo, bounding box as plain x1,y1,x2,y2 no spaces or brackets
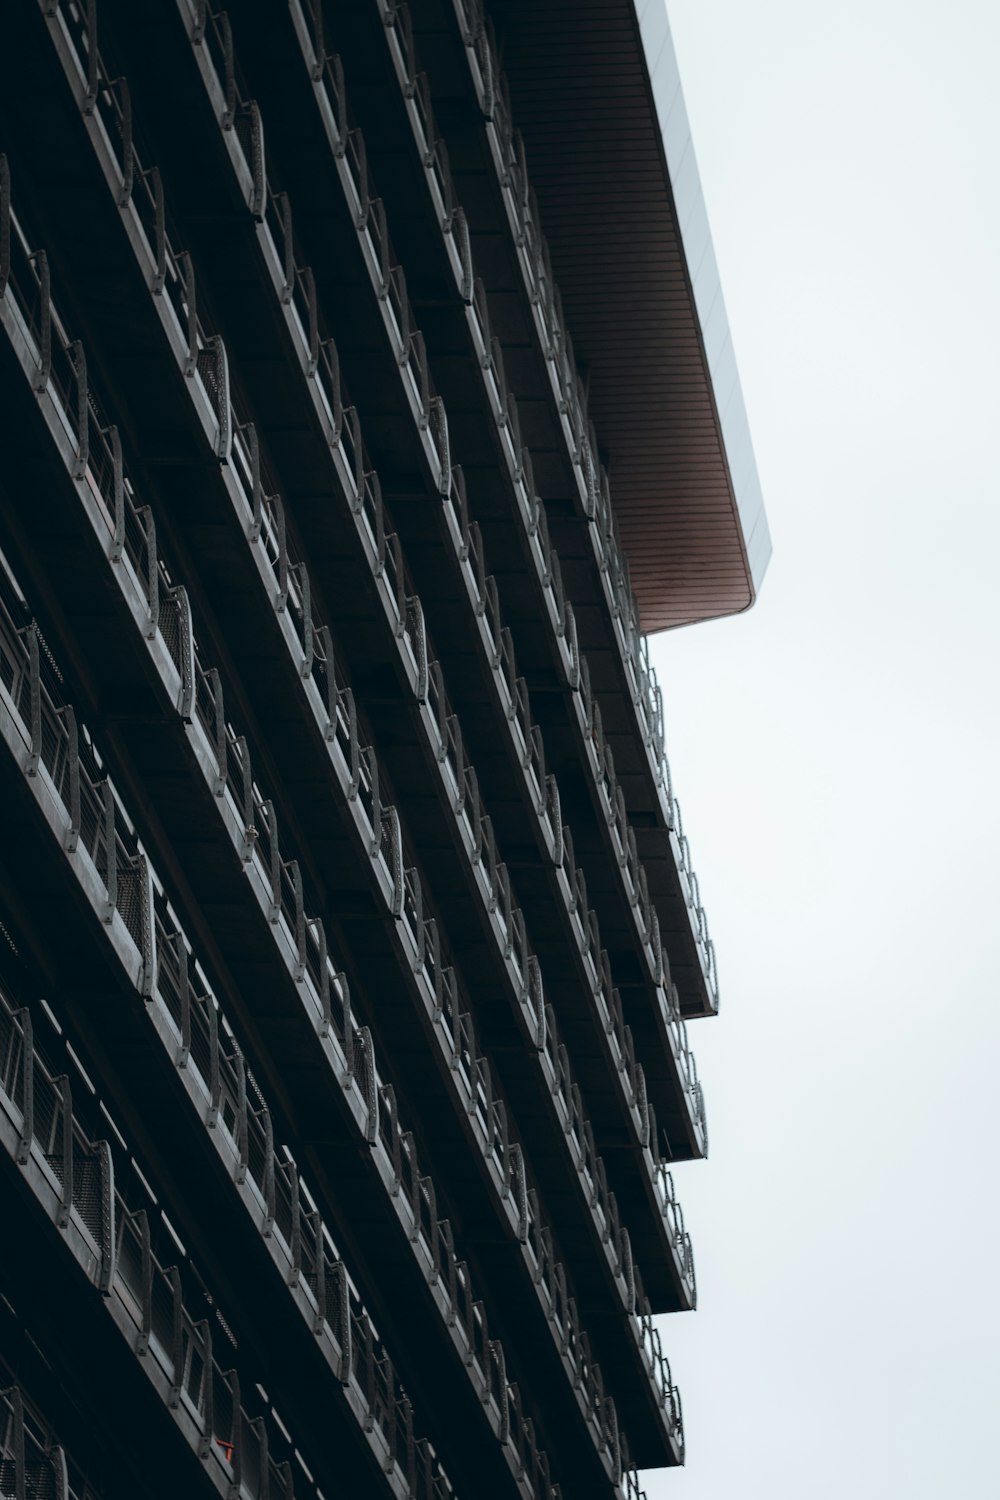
237,1,719,1116
124,0,711,1165
0,980,471,1499
0,0,705,1250
362,0,722,1020
0,545,575,1500
0,205,664,1486
0,9,692,1483
0,59,695,1460
0,985,349,1500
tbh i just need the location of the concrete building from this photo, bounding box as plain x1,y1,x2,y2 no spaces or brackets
0,2,768,1496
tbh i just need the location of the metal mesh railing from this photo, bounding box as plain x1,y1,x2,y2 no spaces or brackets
0,978,305,1494
364,1,721,1009
0,515,550,1497
1,158,693,1473
1,1379,85,1500
8,21,693,1479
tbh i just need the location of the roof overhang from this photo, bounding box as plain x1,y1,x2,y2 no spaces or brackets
491,0,771,631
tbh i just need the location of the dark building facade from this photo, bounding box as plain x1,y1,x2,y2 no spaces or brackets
0,2,768,1498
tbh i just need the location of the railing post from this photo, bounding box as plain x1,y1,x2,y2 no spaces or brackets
26,246,51,387
260,1101,275,1237
241,421,264,542
527,956,545,1050
79,0,99,114
206,991,222,1127
286,860,307,977
345,691,360,798
547,776,562,864
297,565,314,678
103,423,127,561
319,336,343,444
96,1138,116,1294
274,192,295,305
2,1386,25,1500
287,1160,302,1285
197,1321,214,1457
173,934,191,1067
274,496,289,611
19,624,41,777
240,100,266,220
263,801,281,921
167,1265,184,1406
69,340,89,479
339,971,355,1075
139,505,159,638
195,334,231,462
509,1142,528,1244
178,251,198,375
142,165,167,294
204,668,227,797
216,12,237,128
358,1026,379,1145
136,853,157,999
225,1369,242,1494
134,1209,153,1355
300,266,319,376
59,704,81,851
233,1048,249,1184
165,585,196,722
453,205,474,302
15,1009,33,1165
101,780,118,923
116,76,134,206
312,1218,327,1331
382,808,404,918
405,595,429,703
56,1074,73,1227
333,1262,352,1384
48,1443,69,1500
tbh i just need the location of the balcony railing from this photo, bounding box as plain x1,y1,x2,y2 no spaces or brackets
277,2,718,1029
365,0,721,1008
165,3,708,1162
1,1375,106,1500
1,138,694,1460
0,983,306,1500
442,0,683,756
29,0,706,1204
0,561,557,1500
0,189,676,1500
6,24,691,1469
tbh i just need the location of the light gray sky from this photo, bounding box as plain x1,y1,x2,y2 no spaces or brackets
644,2,1000,1495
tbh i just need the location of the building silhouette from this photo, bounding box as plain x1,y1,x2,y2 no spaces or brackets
0,2,768,1497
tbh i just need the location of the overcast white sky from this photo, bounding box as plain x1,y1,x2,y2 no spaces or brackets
644,2,1000,1495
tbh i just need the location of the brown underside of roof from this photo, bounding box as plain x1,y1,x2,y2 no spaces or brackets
491,0,753,632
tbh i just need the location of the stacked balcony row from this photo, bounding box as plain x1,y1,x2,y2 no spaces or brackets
0,964,457,1500
1,1368,115,1500
0,160,672,1491
12,0,705,1267
4,2,703,1479
153,0,709,1155
342,0,721,1020
259,0,718,1090
0,141,683,1472
0,530,569,1500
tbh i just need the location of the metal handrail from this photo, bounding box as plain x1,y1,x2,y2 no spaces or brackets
5,37,694,1470
370,1,723,1006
